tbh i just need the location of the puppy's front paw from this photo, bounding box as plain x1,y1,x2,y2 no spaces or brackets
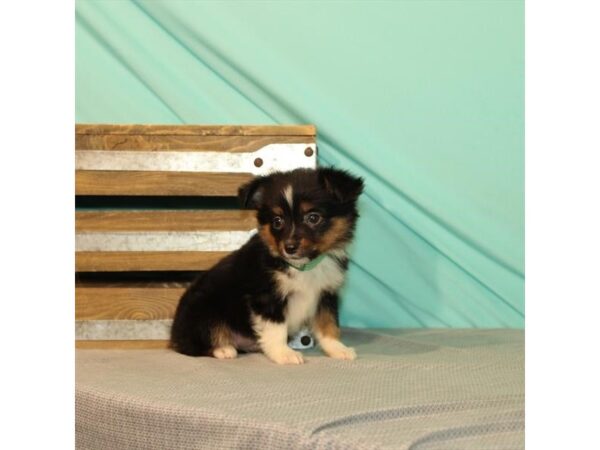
329,345,357,360
213,345,238,359
268,347,305,365
321,339,357,360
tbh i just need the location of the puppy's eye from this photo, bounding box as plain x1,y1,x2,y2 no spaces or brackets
272,216,284,230
305,213,322,225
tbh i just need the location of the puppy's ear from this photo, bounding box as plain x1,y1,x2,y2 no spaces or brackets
318,168,364,204
238,176,268,209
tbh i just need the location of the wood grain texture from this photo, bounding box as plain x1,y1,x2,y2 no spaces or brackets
76,210,257,232
76,134,314,152
76,251,229,271
76,124,316,136
75,171,253,196
76,285,184,320
76,340,170,349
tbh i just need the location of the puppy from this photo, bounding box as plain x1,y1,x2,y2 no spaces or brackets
170,167,363,364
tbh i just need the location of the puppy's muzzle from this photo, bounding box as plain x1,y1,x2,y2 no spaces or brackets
283,240,299,255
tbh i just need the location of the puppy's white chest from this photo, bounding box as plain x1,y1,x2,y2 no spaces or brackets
275,257,345,334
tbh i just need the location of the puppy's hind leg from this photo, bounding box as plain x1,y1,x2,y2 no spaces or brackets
213,346,238,359
211,324,238,360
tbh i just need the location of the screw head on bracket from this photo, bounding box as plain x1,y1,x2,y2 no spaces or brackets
304,147,314,157
254,157,264,167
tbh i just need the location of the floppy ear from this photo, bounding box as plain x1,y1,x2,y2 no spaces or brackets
238,176,268,209
318,168,364,204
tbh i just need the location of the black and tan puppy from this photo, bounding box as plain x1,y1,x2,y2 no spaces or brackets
170,167,363,364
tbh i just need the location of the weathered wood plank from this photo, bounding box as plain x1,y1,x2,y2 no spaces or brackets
76,134,314,151
76,285,185,320
76,210,256,232
76,251,229,272
76,340,170,349
76,124,316,136
75,171,253,196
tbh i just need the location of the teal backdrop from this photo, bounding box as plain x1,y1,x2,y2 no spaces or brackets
76,0,524,328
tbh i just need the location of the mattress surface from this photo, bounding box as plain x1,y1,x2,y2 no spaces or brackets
76,329,524,449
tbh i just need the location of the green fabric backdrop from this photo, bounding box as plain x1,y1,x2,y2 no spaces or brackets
76,0,524,328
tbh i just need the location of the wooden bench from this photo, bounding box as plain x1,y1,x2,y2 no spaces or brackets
75,124,317,349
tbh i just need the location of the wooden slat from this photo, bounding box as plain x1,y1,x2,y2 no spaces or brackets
76,340,170,349
76,285,185,320
76,124,316,136
76,134,314,152
75,171,253,196
76,251,229,272
76,210,256,232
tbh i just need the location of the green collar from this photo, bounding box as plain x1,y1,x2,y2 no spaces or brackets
286,254,328,271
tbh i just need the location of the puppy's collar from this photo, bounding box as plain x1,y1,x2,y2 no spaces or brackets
286,254,328,271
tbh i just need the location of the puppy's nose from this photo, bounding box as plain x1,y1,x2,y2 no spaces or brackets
284,242,299,255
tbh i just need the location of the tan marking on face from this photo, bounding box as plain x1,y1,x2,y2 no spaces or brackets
272,207,284,216
299,201,315,214
315,217,351,252
211,323,232,348
259,224,280,257
314,308,340,340
298,237,313,254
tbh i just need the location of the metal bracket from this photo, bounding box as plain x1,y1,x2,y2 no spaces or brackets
75,143,317,175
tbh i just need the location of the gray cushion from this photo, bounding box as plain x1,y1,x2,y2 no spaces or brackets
76,329,524,449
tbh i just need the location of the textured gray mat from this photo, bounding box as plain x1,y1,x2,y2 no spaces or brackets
76,329,524,449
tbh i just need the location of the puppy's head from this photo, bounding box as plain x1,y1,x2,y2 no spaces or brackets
239,168,364,264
